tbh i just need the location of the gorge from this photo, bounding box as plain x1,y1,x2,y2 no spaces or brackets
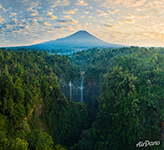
60,72,99,107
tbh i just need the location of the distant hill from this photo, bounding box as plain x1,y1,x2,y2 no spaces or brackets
27,30,123,50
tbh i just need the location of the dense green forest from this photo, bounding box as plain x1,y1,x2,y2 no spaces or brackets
0,46,164,149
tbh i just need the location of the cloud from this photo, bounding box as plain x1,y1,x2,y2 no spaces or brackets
96,9,108,16
24,26,29,29
119,19,136,25
0,23,11,29
25,7,38,17
83,11,89,14
8,18,18,25
108,18,114,21
2,7,8,12
51,0,70,8
104,23,115,28
72,19,79,24
47,12,53,15
87,7,93,9
54,26,67,29
132,0,146,7
25,1,39,9
0,20,30,34
56,19,79,24
61,15,72,19
137,15,150,19
54,25,74,31
0,16,5,23
63,9,78,14
76,24,82,29
43,22,51,27
84,23,93,28
46,14,57,20
99,0,135,9
22,0,28,3
38,21,51,27
56,19,72,24
153,1,163,6
76,0,88,6
108,9,120,15
0,2,8,12
29,19,38,26
9,12,17,17
123,14,134,19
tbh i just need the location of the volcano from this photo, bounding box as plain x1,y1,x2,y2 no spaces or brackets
29,30,123,49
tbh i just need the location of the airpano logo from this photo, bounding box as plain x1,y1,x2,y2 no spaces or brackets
136,140,160,147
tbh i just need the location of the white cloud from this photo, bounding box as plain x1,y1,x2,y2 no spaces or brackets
104,23,115,28
56,19,78,24
51,0,70,8
84,23,89,25
96,9,108,16
61,15,72,19
54,25,74,31
72,19,79,24
132,0,146,7
46,15,57,20
25,8,38,17
123,14,134,19
43,22,51,27
47,12,53,15
63,9,78,14
9,12,17,17
0,16,5,23
76,24,82,29
107,18,114,21
108,9,120,15
83,11,89,14
119,19,136,25
137,15,150,19
76,0,88,6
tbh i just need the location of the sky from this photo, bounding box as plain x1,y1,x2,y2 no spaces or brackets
0,0,164,47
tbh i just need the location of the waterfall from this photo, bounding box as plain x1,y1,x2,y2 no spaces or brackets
80,75,84,102
69,81,72,101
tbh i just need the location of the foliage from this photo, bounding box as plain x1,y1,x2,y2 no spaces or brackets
1,46,164,150
71,46,164,150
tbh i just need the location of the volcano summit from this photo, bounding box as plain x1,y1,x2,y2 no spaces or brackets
29,30,123,49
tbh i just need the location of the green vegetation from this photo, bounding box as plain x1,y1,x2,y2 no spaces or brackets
0,46,164,150
0,48,90,149
71,46,163,150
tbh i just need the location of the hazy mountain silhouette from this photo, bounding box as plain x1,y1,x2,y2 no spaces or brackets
30,30,123,49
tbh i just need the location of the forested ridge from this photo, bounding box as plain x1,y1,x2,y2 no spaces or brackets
0,46,164,150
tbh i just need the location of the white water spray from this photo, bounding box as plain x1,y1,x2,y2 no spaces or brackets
69,81,72,100
80,75,84,102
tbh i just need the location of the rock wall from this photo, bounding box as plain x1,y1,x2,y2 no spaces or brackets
60,76,100,106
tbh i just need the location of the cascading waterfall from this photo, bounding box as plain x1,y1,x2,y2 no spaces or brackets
69,81,72,100
80,75,84,102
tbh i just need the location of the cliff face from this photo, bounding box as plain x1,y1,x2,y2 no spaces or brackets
60,76,100,106
83,78,99,106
